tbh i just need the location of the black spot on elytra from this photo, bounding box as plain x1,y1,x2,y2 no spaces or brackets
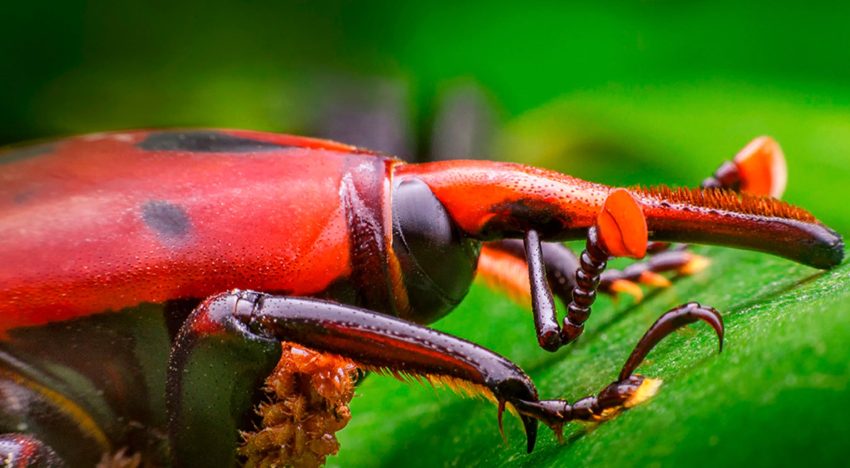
0,143,56,165
137,131,292,153
12,190,36,204
142,200,191,238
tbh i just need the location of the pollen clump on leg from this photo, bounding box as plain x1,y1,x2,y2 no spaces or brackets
239,342,359,468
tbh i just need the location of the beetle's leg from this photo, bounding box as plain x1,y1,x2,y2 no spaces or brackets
522,229,570,350
479,240,705,305
169,291,724,458
167,298,283,468
0,354,110,467
171,290,545,459
529,189,648,346
0,433,66,467
599,247,710,302
512,302,723,437
478,240,578,307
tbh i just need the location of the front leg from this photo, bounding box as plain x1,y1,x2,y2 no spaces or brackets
168,290,542,466
167,288,723,466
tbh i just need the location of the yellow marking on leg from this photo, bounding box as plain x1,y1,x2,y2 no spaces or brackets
639,271,672,288
680,255,711,275
609,279,644,303
624,377,663,408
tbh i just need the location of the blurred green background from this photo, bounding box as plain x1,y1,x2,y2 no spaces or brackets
3,1,849,466
4,1,850,231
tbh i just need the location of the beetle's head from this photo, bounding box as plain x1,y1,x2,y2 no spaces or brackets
391,177,481,324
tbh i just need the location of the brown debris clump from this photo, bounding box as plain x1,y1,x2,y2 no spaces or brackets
239,342,359,468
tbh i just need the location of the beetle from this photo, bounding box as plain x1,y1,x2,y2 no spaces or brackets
0,129,842,467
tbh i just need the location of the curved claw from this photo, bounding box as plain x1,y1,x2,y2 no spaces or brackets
508,303,723,446
497,400,539,452
497,401,507,444
521,414,538,453
618,302,724,381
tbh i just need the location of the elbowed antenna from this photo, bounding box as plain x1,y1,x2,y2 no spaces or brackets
395,160,843,270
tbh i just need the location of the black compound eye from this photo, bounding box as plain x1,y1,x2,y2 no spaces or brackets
392,178,480,323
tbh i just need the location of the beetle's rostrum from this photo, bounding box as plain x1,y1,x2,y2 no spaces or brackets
397,159,842,268
0,130,842,467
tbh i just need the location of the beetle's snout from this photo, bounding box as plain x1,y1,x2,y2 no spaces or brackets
803,225,844,269
635,187,845,270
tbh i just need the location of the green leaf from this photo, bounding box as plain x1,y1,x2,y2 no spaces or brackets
333,251,849,467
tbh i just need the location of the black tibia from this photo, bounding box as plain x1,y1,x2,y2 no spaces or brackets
599,247,693,288
0,434,66,467
169,290,543,455
514,228,682,350
511,303,724,436
170,292,725,458
489,239,695,306
489,238,578,304
523,230,564,351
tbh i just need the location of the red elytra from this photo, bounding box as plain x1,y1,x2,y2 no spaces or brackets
0,130,383,331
